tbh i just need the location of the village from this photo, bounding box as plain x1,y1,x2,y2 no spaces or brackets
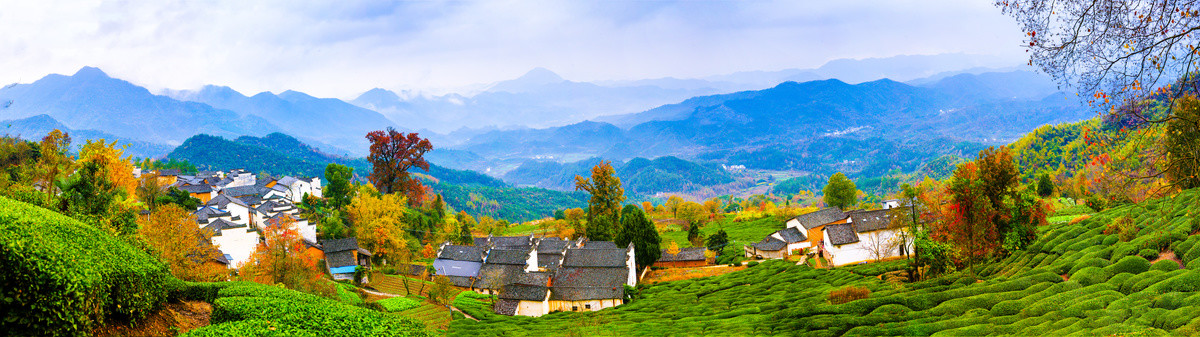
146,165,914,318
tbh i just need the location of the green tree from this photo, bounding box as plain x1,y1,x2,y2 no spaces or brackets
705,229,729,255
1166,96,1200,189
822,172,858,209
324,163,355,210
615,205,660,269
456,222,473,245
687,221,703,247
575,161,625,241
1036,173,1055,198
157,187,201,211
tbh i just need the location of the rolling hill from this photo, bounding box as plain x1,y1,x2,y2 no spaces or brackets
503,156,733,195
0,114,173,158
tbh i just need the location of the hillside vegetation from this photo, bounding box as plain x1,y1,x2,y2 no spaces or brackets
504,156,733,195
0,196,172,336
450,189,1200,336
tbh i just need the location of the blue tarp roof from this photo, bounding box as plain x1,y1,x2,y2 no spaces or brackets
432,259,482,277
329,265,357,274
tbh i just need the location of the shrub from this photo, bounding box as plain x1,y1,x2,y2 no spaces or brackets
1072,267,1108,286
829,286,870,304
0,196,172,336
1103,256,1150,276
747,261,759,267
1152,260,1180,272
377,297,422,312
184,282,433,337
1138,249,1161,260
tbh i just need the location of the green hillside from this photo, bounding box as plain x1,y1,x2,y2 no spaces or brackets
167,132,582,222
503,155,734,195
450,189,1200,336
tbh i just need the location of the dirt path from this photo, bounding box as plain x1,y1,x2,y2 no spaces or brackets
364,286,479,321
1151,250,1185,269
93,300,212,336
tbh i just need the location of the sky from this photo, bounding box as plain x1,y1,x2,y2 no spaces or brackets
0,0,1029,98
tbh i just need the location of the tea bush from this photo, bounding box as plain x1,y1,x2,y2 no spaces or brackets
0,196,171,336
183,282,433,337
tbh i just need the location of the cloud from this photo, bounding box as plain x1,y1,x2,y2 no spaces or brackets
0,0,1028,98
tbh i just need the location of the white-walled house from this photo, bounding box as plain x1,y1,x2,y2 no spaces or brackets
745,227,810,259
822,209,912,266
275,176,322,202
203,218,261,268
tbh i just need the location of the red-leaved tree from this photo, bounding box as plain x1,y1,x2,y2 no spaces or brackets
366,128,433,206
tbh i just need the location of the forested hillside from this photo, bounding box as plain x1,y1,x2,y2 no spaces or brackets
503,156,733,195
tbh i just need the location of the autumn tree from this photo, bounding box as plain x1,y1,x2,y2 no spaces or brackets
564,208,587,239
676,201,707,226
324,163,355,210
239,215,332,296
36,129,72,205
421,243,437,259
665,195,684,217
1166,95,1200,189
78,139,138,197
665,241,681,256
615,205,660,269
575,161,625,241
822,172,858,209
641,201,654,213
345,185,412,264
138,204,226,281
136,172,166,212
365,128,432,206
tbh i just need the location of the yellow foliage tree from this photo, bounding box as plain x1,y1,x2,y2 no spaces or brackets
37,129,74,204
345,190,412,264
666,241,681,256
78,139,137,197
137,204,227,281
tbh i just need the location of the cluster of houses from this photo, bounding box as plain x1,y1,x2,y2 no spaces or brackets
745,201,912,266
432,235,638,317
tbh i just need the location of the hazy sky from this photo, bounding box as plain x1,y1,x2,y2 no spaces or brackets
0,0,1028,98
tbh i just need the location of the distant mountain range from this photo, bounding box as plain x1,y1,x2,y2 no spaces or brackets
447,70,1087,188
0,114,173,158
0,67,278,146
503,156,734,195
165,85,398,155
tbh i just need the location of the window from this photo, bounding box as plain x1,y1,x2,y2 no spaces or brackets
585,304,592,310
572,306,578,311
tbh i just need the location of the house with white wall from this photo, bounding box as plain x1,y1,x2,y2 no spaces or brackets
822,209,911,266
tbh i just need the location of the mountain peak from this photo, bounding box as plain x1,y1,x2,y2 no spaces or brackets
356,88,401,102
72,66,110,79
517,67,563,83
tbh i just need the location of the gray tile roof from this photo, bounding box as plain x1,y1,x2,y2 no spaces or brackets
658,247,707,262
206,194,248,209
486,249,531,265
326,250,357,268
446,275,476,288
579,241,619,249
500,284,548,301
157,169,181,176
562,248,627,268
472,237,490,246
277,176,300,187
494,299,520,316
535,238,570,253
201,218,244,237
537,253,564,270
825,223,861,246
850,209,894,232
550,267,628,300
321,237,360,253
438,245,486,262
792,207,847,230
221,185,265,198
177,184,213,193
474,264,525,290
511,271,551,286
432,259,482,278
777,227,807,243
490,235,533,248
751,236,786,251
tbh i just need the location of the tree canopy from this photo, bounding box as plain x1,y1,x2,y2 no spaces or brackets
615,205,661,269
822,172,858,209
575,161,625,241
366,128,432,206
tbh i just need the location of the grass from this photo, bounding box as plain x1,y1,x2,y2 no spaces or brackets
396,303,455,332
660,215,785,253
448,189,1200,336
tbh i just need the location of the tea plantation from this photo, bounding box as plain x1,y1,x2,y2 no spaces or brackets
449,189,1200,336
0,195,434,336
